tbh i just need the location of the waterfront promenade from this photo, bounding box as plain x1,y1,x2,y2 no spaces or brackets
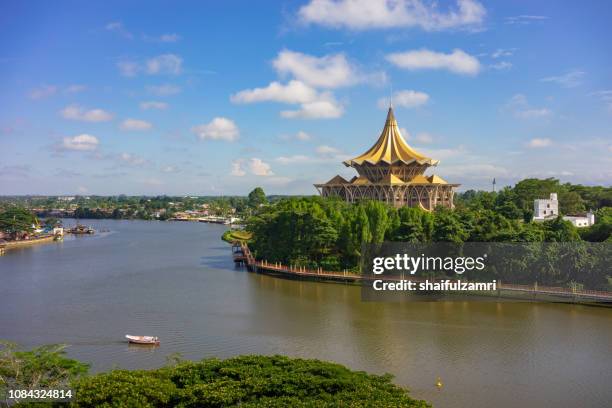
233,242,612,303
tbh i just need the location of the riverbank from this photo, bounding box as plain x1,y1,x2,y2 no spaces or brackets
231,242,612,305
2,234,57,251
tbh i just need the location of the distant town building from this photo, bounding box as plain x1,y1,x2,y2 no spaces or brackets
533,193,595,227
58,196,75,202
315,107,459,210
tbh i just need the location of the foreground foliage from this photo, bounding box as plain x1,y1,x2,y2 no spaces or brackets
1,344,428,407
0,342,88,405
0,207,38,238
71,355,428,407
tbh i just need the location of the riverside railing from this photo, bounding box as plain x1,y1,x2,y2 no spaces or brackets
234,243,612,302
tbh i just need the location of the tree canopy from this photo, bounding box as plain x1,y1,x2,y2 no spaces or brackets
245,178,611,289
0,207,37,236
73,355,428,408
248,187,268,208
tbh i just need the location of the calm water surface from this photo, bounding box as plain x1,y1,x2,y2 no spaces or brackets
1,220,611,408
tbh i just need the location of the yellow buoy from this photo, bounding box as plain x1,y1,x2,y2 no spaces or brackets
435,377,443,388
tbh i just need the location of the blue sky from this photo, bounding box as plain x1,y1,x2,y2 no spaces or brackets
1,0,611,195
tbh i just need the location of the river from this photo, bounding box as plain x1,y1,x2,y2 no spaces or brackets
1,219,610,407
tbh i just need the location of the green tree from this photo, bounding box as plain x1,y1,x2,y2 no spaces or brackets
0,342,89,399
432,208,468,243
248,187,268,208
69,355,429,408
0,207,37,237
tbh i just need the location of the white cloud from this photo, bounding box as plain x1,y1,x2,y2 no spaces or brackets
120,118,153,131
119,152,147,166
118,54,182,77
506,93,527,106
60,105,113,122
192,117,239,141
316,145,340,154
490,61,512,70
272,50,359,88
61,134,99,151
105,21,133,39
140,101,169,110
28,85,57,100
414,132,434,144
516,108,551,119
298,0,486,31
117,61,140,77
143,178,163,186
505,94,552,119
230,160,246,176
505,15,549,25
249,158,274,176
526,138,552,148
419,146,466,160
230,158,274,176
386,48,481,75
146,84,181,96
233,80,344,119
279,131,312,142
161,165,178,173
378,90,429,109
276,143,347,164
296,131,311,141
231,80,318,104
491,48,515,59
280,95,343,119
541,70,585,88
591,90,612,113
159,33,180,42
65,84,87,93
441,163,509,178
146,54,183,75
275,155,314,164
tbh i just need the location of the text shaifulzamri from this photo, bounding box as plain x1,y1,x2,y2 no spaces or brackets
372,279,497,292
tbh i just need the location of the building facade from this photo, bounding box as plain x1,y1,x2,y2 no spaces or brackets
315,108,459,210
533,193,559,220
533,192,595,227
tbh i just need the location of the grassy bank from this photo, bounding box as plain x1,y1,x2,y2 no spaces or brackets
222,229,252,243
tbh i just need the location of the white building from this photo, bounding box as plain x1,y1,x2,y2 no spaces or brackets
533,193,559,220
533,192,595,227
563,213,595,228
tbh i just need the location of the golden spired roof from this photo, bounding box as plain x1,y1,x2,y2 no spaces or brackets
344,107,438,167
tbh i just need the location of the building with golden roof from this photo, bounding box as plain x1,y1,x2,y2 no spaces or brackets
314,107,459,210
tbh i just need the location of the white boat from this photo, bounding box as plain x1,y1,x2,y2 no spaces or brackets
125,334,160,345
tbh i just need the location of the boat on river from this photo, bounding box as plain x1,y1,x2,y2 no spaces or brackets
67,224,95,234
125,335,160,345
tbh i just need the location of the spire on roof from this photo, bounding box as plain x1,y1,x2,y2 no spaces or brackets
343,107,439,167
